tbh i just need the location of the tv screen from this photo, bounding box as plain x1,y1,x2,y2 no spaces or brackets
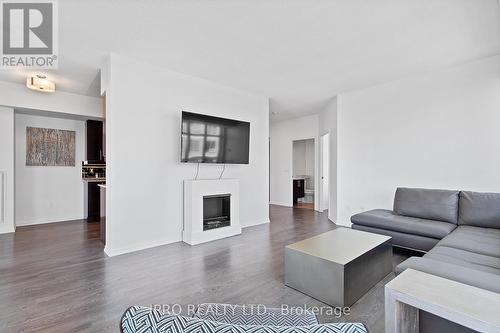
181,111,250,164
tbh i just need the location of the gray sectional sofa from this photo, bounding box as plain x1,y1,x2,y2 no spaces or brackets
351,187,500,333
352,188,462,252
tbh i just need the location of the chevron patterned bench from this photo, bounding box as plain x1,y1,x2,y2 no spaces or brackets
121,305,368,333
194,303,318,326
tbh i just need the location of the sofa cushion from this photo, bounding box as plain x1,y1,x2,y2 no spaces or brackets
395,257,500,294
426,245,500,274
351,209,456,239
121,306,368,333
437,226,500,258
459,191,500,228
352,224,439,252
393,187,459,224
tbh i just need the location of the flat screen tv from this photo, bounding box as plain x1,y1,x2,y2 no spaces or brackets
181,111,250,164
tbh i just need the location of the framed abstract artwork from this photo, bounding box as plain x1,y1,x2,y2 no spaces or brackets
26,127,76,166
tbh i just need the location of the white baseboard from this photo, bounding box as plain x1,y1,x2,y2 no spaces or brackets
16,216,84,226
102,216,270,257
242,218,270,228
104,236,181,257
0,225,15,234
269,201,292,207
335,220,352,227
183,225,241,245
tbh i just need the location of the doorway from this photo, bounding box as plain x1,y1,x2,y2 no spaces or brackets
292,138,315,210
320,133,330,212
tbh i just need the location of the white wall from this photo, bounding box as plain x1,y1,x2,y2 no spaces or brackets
293,140,307,176
337,55,500,226
14,113,86,226
270,114,319,209
304,139,315,190
319,97,338,221
0,81,101,119
292,139,315,190
104,53,270,256
0,107,15,234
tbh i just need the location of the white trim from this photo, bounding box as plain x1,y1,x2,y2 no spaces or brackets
319,133,330,212
0,225,15,234
104,236,180,257
242,218,270,228
269,201,292,207
291,137,319,211
0,170,4,222
327,212,335,223
15,216,84,227
336,219,351,227
104,219,271,257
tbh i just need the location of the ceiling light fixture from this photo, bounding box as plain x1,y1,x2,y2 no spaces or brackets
26,75,56,93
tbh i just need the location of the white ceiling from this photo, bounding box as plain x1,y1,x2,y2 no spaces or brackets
1,0,499,121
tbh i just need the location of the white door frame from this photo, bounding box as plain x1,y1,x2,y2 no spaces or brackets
291,137,319,211
319,133,330,212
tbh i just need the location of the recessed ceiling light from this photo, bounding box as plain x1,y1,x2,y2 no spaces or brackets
26,74,56,93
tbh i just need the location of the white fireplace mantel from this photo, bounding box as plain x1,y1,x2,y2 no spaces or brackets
183,179,241,245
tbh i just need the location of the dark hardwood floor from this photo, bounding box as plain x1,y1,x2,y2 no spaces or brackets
0,205,410,333
293,202,315,210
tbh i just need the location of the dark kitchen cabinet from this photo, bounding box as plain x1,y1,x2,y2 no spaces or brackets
87,182,101,222
293,179,305,204
86,120,103,162
85,120,104,223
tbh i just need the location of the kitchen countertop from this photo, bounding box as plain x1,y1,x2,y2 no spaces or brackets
83,178,106,183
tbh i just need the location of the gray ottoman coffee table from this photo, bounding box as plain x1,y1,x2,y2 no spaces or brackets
285,228,392,307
